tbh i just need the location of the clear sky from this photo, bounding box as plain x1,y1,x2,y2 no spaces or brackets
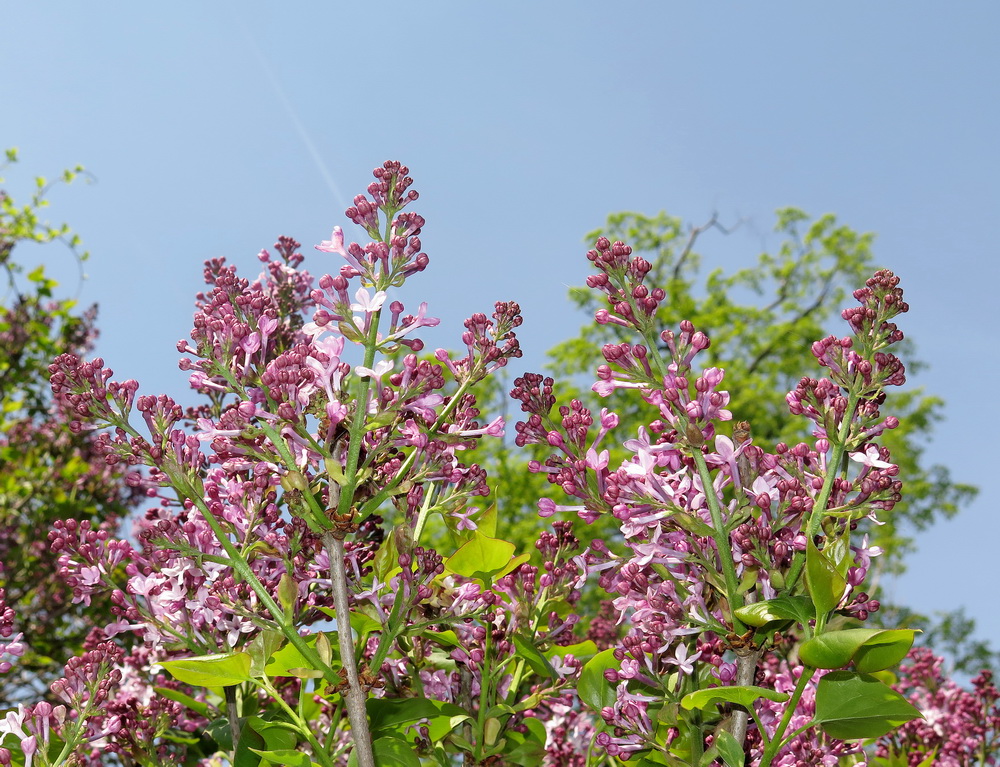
5,3,998,648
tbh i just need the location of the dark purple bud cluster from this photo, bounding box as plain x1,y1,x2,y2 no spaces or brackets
871,648,1000,762
586,237,662,330
0,590,24,674
50,641,123,707
338,162,428,285
49,354,137,430
434,301,523,386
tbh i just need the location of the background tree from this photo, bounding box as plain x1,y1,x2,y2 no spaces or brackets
0,150,143,702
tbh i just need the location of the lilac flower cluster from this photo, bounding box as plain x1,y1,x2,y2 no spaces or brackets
0,590,24,674
36,162,531,763
876,647,1000,765
513,242,910,761
1,159,950,766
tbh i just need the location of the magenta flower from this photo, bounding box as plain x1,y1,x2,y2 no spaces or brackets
315,226,348,256
665,643,702,676
450,508,478,532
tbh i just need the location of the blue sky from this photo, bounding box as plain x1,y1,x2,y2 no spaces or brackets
5,3,998,648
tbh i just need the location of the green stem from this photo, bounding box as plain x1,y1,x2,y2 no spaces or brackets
165,469,340,689
334,311,383,521
368,585,408,672
785,390,860,591
258,676,336,767
687,709,704,765
759,666,816,767
357,377,476,519
412,484,436,544
474,622,494,761
690,450,745,633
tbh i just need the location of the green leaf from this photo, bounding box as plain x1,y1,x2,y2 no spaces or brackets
814,671,922,739
250,748,312,766
373,737,422,767
798,628,917,671
424,706,473,742
825,531,853,577
444,531,529,584
372,527,400,580
235,723,268,767
246,715,299,752
733,596,813,628
503,725,547,766
350,610,383,638
368,697,441,732
421,628,460,647
545,639,599,663
152,686,210,717
347,736,422,767
713,730,746,767
438,711,477,739
247,630,285,677
160,652,252,688
577,648,619,711
483,703,515,721
852,630,919,673
265,635,340,678
206,717,234,752
477,504,499,537
277,572,298,617
672,511,717,538
513,634,557,678
681,685,789,711
806,539,848,616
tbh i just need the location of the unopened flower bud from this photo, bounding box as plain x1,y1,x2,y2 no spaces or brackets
685,422,705,448
280,471,310,493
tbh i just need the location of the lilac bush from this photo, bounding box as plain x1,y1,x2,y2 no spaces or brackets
510,238,915,764
0,159,986,765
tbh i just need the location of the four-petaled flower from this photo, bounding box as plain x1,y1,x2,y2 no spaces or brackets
451,508,478,532
351,287,388,315
849,444,895,469
664,643,702,676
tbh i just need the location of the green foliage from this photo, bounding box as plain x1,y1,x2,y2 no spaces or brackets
813,671,922,739
577,648,619,711
798,628,917,672
0,150,141,702
443,530,530,584
681,685,790,711
160,652,254,688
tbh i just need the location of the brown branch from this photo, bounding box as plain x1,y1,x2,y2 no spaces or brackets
671,213,741,283
745,274,834,376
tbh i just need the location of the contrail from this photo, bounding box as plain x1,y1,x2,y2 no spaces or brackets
230,4,349,214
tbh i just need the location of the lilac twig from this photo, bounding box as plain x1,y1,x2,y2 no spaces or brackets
325,531,375,767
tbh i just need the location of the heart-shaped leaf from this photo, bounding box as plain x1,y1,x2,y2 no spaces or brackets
814,671,922,739
445,531,529,584
799,628,917,672
578,649,619,711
